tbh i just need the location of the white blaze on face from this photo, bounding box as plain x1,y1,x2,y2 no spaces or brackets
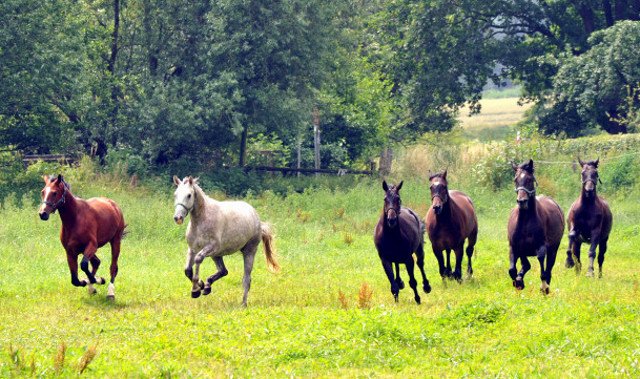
520,173,526,179
434,181,441,186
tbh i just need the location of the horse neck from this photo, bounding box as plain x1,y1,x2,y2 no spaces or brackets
580,187,597,204
189,185,210,221
57,189,80,224
436,190,453,220
517,196,538,220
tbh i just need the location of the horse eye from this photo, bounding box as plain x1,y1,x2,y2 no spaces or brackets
187,194,192,199
52,192,57,196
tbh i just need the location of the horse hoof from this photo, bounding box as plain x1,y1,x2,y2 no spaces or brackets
565,259,574,269
191,290,201,299
396,280,405,290
97,277,106,285
540,287,550,295
415,296,421,305
202,287,211,296
107,294,115,301
393,294,399,303
513,280,525,290
424,283,431,294
586,270,595,278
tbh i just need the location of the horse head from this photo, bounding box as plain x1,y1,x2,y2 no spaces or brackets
382,180,403,228
512,159,536,210
39,174,68,220
428,170,448,215
173,175,199,224
578,157,600,198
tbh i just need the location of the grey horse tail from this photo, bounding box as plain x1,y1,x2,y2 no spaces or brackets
261,222,281,273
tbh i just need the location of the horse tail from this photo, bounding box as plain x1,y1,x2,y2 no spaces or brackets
121,223,130,239
261,222,281,273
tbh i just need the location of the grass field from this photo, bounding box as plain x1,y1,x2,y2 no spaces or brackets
1,170,640,377
458,97,534,141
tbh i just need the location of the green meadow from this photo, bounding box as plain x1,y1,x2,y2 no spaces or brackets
2,109,640,376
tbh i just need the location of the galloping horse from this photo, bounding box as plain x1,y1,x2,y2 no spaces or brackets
39,175,127,300
425,170,478,281
507,160,564,294
565,158,612,277
374,181,431,304
173,176,280,306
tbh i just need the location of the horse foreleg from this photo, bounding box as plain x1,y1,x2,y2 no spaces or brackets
404,259,420,305
191,243,216,298
89,255,106,285
380,259,399,302
394,263,404,290
536,245,550,294
565,228,577,269
66,252,86,288
184,248,196,281
466,231,476,278
597,238,608,278
415,245,431,294
452,245,464,282
445,249,453,278
202,257,228,296
432,248,446,280
586,230,602,278
80,243,99,295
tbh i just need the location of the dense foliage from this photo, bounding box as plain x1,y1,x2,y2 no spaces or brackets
2,0,640,173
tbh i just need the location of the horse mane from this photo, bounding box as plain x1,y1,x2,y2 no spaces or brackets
192,183,209,216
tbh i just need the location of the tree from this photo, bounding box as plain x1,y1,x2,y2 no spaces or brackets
376,0,640,135
548,21,640,135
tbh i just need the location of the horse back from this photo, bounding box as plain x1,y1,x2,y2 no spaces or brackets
85,197,126,245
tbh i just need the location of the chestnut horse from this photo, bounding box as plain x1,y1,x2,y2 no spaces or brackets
425,170,478,281
39,175,127,300
374,181,431,304
565,158,612,277
508,160,564,294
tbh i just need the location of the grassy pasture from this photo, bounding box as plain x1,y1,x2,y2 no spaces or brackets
1,168,640,377
458,97,534,141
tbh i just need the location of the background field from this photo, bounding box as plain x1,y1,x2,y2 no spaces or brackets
2,100,640,377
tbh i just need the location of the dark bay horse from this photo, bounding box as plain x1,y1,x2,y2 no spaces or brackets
565,158,613,277
374,180,431,304
507,160,564,294
39,175,127,300
425,170,478,281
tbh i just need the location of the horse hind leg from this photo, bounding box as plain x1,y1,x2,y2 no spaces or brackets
202,257,228,296
445,249,453,278
106,233,124,300
540,245,558,295
240,242,259,307
452,245,464,282
466,229,477,278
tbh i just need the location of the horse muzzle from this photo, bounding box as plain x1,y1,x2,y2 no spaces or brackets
39,211,50,221
432,205,442,215
517,199,529,210
174,215,184,225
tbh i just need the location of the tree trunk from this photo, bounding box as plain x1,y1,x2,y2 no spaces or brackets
602,0,614,26
239,126,248,166
379,147,393,176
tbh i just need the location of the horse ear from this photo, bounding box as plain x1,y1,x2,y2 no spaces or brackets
526,159,534,173
187,176,194,185
594,157,599,167
173,175,181,185
43,175,50,183
382,180,389,192
578,157,584,167
193,177,200,185
511,162,518,171
396,181,403,192
442,170,447,180
55,174,63,184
